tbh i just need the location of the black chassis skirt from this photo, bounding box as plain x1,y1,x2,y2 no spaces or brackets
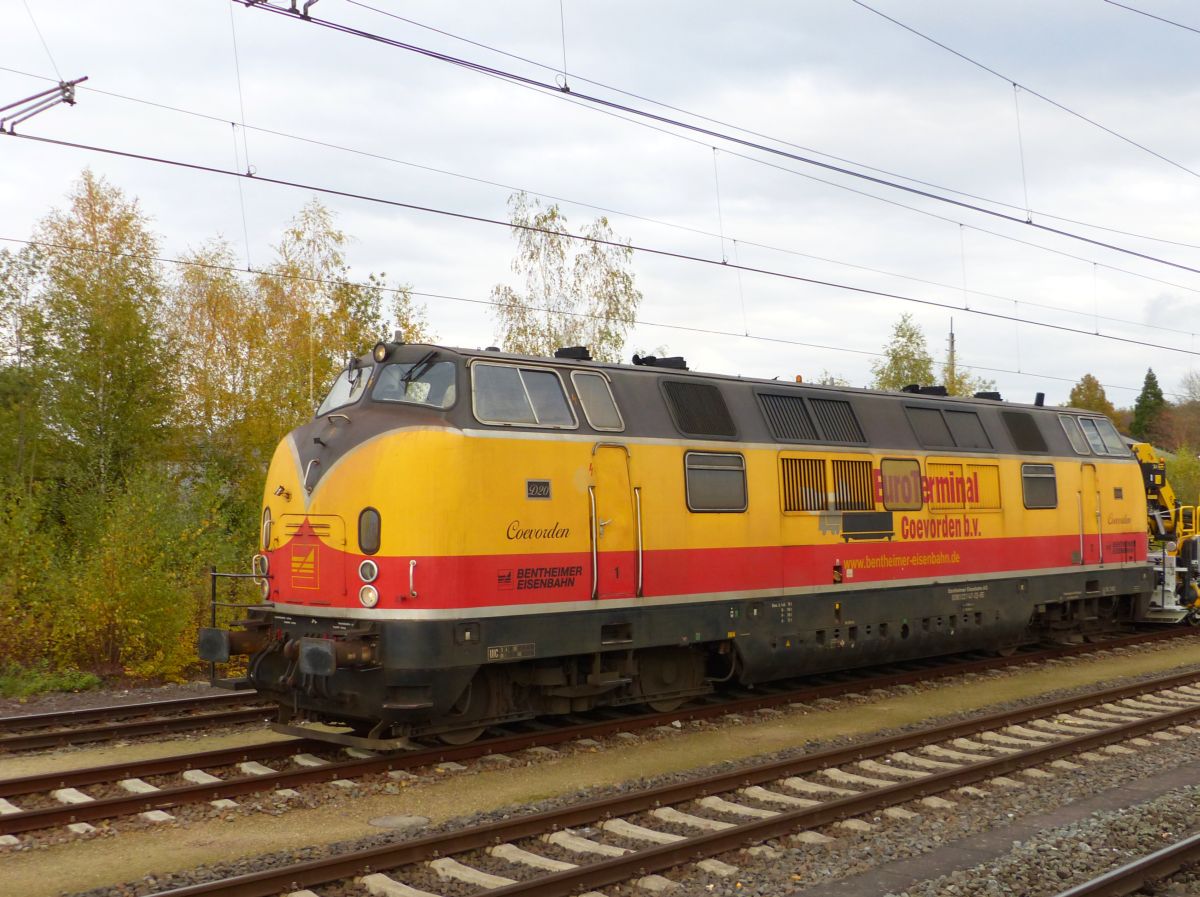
249,564,1150,726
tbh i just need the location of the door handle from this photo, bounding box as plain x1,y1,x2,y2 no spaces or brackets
597,518,612,537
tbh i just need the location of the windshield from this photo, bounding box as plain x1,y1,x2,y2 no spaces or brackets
317,365,370,415
373,360,457,409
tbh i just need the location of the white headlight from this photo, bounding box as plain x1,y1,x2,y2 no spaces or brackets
359,584,379,608
253,553,269,578
260,578,271,601
359,559,378,583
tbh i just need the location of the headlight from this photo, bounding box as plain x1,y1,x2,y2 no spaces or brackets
260,578,271,601
253,553,269,578
359,559,378,583
372,341,390,363
359,584,379,608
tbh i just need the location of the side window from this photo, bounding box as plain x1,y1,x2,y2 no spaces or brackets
472,363,576,427
685,452,747,512
1022,463,1057,509
880,458,922,511
1059,414,1091,455
781,456,826,512
1077,418,1107,454
1093,418,1129,455
571,372,624,431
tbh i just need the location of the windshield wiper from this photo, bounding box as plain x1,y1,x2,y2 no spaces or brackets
400,350,438,385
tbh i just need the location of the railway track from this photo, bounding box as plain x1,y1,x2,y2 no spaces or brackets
1051,831,1200,897
0,627,1188,757
1,628,1195,840
139,668,1200,897
0,692,272,752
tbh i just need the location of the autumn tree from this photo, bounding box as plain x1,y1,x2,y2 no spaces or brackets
491,192,641,362
871,314,935,390
34,170,175,498
1066,373,1117,418
0,244,49,488
1130,368,1167,442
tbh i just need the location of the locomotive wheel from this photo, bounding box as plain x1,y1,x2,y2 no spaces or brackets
438,669,502,745
636,647,704,713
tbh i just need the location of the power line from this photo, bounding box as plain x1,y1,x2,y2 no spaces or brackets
345,0,1200,252
0,232,1174,399
850,0,1200,181
6,127,1199,360
1102,1,1200,36
4,60,1198,341
237,0,1200,279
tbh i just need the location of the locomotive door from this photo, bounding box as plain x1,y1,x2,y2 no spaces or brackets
590,444,637,600
1079,463,1102,566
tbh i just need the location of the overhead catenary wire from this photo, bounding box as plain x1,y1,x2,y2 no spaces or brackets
849,0,1200,181
0,232,1177,400
343,0,1200,252
1102,0,1200,36
3,61,1198,344
5,127,1200,362
235,0,1200,281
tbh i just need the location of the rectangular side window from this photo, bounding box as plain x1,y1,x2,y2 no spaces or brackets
880,458,923,510
831,459,874,510
685,452,747,512
1094,418,1130,455
1022,463,1057,509
1077,418,1107,454
1059,414,1091,454
966,463,1002,510
571,371,624,431
781,457,826,511
472,363,577,427
926,461,965,510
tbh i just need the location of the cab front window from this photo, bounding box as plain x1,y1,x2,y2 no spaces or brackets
317,365,370,415
373,360,457,408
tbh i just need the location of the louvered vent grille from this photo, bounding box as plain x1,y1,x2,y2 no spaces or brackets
781,458,827,511
662,381,737,438
811,398,866,443
831,459,874,510
759,393,818,441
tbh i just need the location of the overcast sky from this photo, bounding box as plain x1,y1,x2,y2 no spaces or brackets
3,0,1200,406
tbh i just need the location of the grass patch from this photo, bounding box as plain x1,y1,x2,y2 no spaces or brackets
0,661,102,698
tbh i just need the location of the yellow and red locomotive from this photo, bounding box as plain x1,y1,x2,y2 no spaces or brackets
201,340,1164,747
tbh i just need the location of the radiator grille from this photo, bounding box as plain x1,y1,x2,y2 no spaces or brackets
781,457,827,511
811,398,866,443
832,459,874,510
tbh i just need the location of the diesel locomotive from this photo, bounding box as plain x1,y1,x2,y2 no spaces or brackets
200,340,1184,747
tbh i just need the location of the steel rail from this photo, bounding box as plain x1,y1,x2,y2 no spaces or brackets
146,679,1200,897
1052,831,1200,897
0,739,325,799
2,636,1195,833
0,691,263,733
0,707,271,752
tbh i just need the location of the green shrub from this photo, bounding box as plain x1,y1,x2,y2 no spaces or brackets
0,661,101,698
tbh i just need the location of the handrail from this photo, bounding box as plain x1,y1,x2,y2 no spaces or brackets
634,486,644,598
588,485,599,600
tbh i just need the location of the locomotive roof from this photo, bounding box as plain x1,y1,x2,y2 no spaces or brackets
428,343,1078,415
